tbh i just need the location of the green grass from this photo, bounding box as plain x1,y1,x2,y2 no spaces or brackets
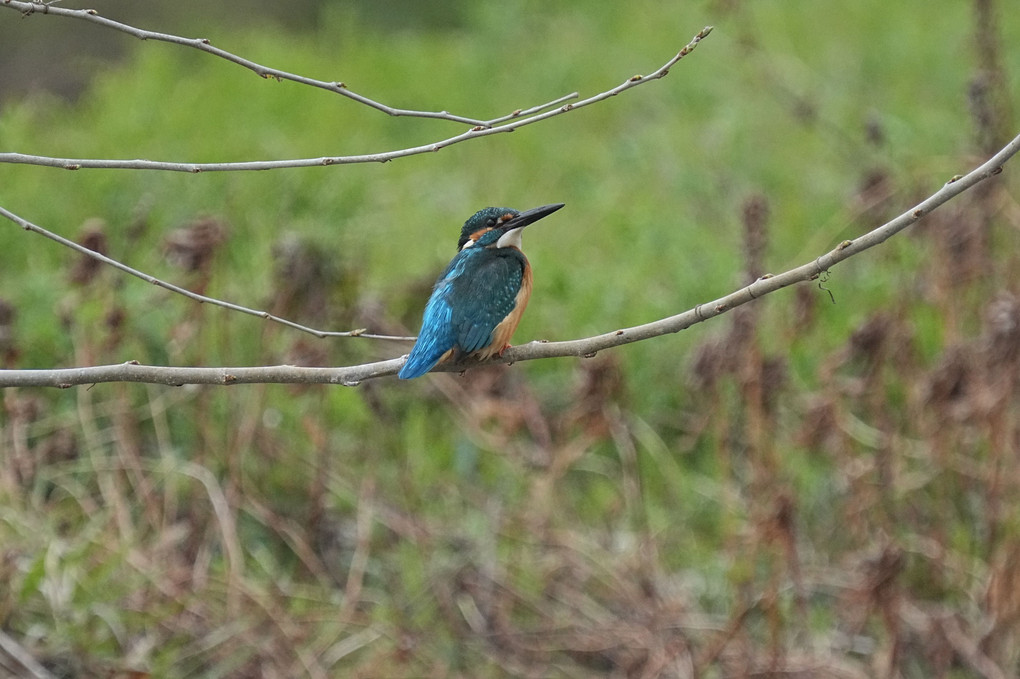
1,0,1019,676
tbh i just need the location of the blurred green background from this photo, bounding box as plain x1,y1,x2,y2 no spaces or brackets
1,1,1019,677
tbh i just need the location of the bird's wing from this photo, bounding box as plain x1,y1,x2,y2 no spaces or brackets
398,290,456,379
448,253,524,354
398,255,470,379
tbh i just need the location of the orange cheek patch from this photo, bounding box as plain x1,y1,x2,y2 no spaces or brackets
470,228,490,241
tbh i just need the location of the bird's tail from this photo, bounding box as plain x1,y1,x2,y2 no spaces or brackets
397,341,451,379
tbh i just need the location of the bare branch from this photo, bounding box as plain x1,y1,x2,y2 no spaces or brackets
0,205,414,341
0,26,714,172
0,0,574,127
3,131,1016,389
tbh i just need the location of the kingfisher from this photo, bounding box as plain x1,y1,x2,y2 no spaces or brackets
398,203,565,379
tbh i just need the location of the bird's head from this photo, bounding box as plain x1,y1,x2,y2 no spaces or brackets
457,203,565,251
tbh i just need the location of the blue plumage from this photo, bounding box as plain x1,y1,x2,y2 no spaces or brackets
398,204,564,380
398,249,522,379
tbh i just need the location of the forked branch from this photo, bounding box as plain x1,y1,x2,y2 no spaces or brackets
0,23,714,172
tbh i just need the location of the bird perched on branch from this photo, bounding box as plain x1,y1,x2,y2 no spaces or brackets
398,203,565,379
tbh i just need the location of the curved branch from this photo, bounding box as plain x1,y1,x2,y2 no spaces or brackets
0,26,714,172
0,204,414,341
3,131,1017,389
0,0,570,127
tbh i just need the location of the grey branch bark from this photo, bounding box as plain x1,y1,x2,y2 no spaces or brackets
3,130,1017,389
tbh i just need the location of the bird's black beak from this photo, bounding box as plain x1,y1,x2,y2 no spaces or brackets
498,203,565,234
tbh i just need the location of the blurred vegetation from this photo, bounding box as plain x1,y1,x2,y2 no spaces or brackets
1,0,1019,677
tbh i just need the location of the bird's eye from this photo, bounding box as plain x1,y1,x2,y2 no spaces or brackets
486,217,497,227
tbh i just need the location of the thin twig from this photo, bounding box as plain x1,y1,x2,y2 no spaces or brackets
0,27,714,172
0,204,414,341
0,0,575,127
0,630,57,679
2,130,1016,388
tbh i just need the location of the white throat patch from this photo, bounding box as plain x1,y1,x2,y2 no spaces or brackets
495,228,523,250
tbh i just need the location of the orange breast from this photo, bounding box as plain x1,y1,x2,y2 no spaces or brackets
473,254,532,361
